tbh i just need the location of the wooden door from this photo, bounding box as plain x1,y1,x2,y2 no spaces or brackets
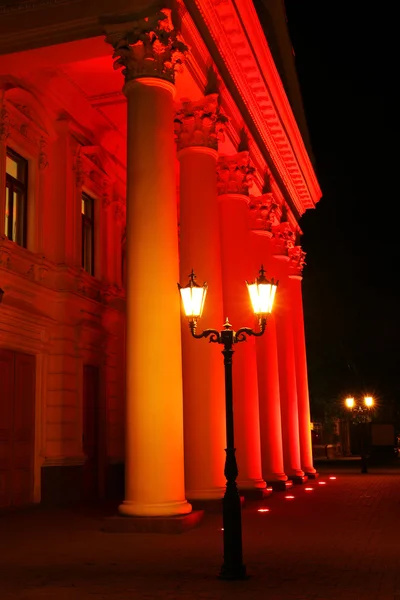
0,349,14,508
0,349,35,509
83,365,100,499
13,353,35,506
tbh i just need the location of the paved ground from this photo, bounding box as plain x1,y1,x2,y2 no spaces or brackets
1,461,400,600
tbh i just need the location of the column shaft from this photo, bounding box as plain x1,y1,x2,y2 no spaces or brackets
179,147,226,499
275,260,305,480
219,194,265,490
121,78,190,517
250,232,287,485
289,275,316,475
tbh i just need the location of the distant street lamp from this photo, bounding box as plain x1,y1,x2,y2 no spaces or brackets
179,266,277,580
344,396,374,473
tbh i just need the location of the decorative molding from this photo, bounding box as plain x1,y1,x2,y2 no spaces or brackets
216,151,255,196
249,192,281,232
104,9,188,85
174,93,228,151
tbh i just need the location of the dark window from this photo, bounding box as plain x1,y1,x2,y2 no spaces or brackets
82,193,95,276
5,148,28,247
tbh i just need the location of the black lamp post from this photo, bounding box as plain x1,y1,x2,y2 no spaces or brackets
345,396,374,473
178,266,277,580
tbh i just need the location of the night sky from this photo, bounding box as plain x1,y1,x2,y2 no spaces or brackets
284,2,398,415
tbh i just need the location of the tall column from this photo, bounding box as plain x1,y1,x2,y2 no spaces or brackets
272,223,306,483
105,10,191,517
249,222,290,490
288,246,317,477
176,94,226,500
217,152,266,495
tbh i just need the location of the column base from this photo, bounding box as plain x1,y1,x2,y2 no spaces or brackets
241,487,272,500
102,510,204,534
185,487,225,500
237,478,267,490
268,479,293,492
189,495,245,512
305,471,319,479
119,499,192,517
289,475,308,484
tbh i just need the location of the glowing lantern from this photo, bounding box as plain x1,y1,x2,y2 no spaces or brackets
345,397,355,408
246,265,277,317
178,269,207,321
364,396,374,407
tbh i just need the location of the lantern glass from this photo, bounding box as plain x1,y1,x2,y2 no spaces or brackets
246,266,277,316
364,396,374,407
178,271,207,319
345,397,355,408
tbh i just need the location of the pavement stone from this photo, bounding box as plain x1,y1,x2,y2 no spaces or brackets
1,463,400,599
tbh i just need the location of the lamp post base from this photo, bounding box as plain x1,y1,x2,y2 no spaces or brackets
218,563,248,580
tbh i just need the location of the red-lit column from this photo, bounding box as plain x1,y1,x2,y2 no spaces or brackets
217,153,266,496
250,224,290,491
176,94,226,500
105,12,191,517
272,224,306,483
288,247,317,478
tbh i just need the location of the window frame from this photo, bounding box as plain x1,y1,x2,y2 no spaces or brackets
81,191,95,277
5,147,28,248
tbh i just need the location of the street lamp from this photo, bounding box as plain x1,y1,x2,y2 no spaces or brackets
344,395,374,473
178,266,277,580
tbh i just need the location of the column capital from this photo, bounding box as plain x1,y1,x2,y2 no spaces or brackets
104,9,188,86
270,221,295,258
216,151,255,196
249,192,281,232
174,94,228,152
288,245,306,277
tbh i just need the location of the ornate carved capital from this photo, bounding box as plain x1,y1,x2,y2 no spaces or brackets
216,151,255,196
288,245,306,275
174,94,228,151
270,221,295,256
0,93,10,144
249,192,281,232
104,9,188,84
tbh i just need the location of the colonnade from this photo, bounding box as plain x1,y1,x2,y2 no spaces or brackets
105,9,316,519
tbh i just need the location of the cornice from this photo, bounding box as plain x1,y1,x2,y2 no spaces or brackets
184,0,322,216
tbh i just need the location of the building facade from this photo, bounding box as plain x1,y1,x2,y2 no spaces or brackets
0,0,321,515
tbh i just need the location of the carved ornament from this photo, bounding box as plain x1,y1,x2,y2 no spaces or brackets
0,93,10,143
104,9,188,84
38,136,48,170
174,94,228,151
288,245,306,275
270,221,295,256
249,192,281,232
216,151,255,196
73,147,85,187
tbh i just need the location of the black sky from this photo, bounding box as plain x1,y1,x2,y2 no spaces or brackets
283,2,399,408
